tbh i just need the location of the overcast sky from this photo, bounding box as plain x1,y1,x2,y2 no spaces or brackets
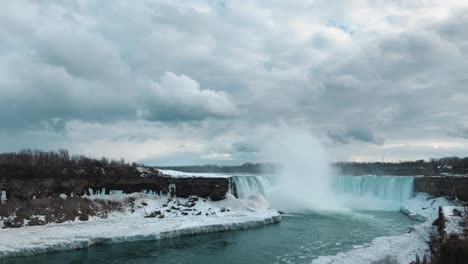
1,0,468,165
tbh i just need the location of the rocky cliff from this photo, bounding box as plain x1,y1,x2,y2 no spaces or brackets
414,176,468,201
0,165,230,228
0,165,229,202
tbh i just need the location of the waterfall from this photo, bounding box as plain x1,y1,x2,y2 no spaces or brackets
231,175,272,198
333,175,414,210
231,174,415,211
334,176,414,202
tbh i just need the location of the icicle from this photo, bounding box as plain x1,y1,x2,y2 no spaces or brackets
109,190,124,196
0,191,6,204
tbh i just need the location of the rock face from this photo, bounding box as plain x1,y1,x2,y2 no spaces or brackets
437,206,467,240
0,196,121,228
0,165,231,228
0,165,230,202
414,176,468,201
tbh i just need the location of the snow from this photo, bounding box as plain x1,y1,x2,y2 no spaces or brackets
400,193,455,221
312,193,460,264
158,169,231,178
0,193,280,258
137,166,154,178
441,206,466,238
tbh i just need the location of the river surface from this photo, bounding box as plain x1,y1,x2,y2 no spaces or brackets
3,210,416,264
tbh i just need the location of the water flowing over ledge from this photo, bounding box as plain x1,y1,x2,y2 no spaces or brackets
231,174,415,211
231,175,272,198
334,175,414,202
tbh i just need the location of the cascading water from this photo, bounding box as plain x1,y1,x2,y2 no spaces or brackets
231,174,415,211
335,176,414,202
334,175,415,210
231,175,272,198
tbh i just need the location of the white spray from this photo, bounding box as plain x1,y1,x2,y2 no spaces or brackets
261,128,342,212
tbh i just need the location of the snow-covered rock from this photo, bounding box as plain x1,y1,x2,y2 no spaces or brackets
157,169,231,178
400,193,456,221
440,206,466,239
0,193,280,258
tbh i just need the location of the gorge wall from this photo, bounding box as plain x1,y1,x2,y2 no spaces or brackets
414,176,468,201
0,165,230,202
0,165,231,228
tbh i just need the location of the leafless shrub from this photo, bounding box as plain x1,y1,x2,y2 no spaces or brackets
0,149,132,167
371,255,400,264
417,232,468,264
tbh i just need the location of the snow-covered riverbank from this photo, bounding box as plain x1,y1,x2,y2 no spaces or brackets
0,193,280,258
312,193,459,264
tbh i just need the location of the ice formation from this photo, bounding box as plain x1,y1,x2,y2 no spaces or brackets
158,169,231,178
0,193,280,258
312,193,459,264
0,191,6,204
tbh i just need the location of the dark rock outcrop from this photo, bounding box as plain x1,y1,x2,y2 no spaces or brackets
0,165,229,202
414,176,468,201
0,196,122,228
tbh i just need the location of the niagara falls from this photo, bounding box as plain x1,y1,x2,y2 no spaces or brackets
2,0,468,263
0,136,465,263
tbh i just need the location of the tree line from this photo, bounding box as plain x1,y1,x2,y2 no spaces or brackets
334,157,468,176
162,158,468,175
0,149,133,167
160,163,276,174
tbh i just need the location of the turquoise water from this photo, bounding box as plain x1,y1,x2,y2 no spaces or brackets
2,211,416,264
2,175,418,263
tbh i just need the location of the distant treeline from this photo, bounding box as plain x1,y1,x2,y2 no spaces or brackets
1,149,468,176
334,157,468,176
160,163,276,174
0,149,135,167
162,157,468,176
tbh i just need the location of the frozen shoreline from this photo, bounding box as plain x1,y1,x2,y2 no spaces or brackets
157,169,232,178
0,188,461,263
0,194,280,258
312,193,459,264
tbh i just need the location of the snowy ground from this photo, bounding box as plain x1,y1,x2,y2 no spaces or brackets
0,193,280,258
441,206,466,238
312,193,459,264
157,169,231,178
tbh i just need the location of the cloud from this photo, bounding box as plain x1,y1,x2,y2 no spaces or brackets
201,153,232,161
1,0,468,163
328,128,384,145
233,142,259,153
143,72,238,121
